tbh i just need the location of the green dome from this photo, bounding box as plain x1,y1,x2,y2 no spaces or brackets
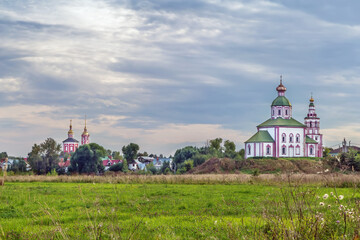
271,96,291,106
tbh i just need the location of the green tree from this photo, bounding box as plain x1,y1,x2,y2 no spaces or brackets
323,147,332,158
174,146,198,165
210,138,223,151
192,154,207,167
109,162,123,172
0,152,8,160
112,151,122,160
239,149,245,159
122,159,128,173
27,138,61,174
122,143,139,164
8,159,27,173
69,144,105,174
224,140,236,158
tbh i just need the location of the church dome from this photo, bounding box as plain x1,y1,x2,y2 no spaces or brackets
271,96,291,106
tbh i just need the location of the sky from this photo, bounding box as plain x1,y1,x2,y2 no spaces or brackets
1,0,360,157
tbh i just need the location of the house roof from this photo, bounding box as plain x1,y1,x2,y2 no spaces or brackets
305,136,318,144
271,96,291,106
245,130,275,143
63,137,79,143
257,118,306,128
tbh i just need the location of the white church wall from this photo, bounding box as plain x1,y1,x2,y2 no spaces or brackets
278,127,305,157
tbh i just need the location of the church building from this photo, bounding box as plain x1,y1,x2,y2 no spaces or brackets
244,79,323,159
63,118,90,153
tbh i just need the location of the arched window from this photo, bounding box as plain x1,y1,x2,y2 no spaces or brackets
289,134,294,143
310,122,312,127
310,146,314,155
282,133,286,143
296,145,300,155
282,145,286,155
296,134,300,143
285,109,288,115
248,145,251,155
278,109,281,115
266,145,271,155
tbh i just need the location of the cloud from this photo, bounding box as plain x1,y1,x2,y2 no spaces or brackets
0,0,360,156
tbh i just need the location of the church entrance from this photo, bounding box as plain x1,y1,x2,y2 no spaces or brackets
289,147,294,157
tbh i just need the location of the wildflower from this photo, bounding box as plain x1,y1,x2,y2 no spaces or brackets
339,205,344,210
336,220,340,224
323,194,329,199
324,169,329,173
214,220,217,225
330,192,334,196
319,202,325,206
328,204,331,208
338,195,344,200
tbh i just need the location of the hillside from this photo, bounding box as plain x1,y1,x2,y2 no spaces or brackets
188,158,325,174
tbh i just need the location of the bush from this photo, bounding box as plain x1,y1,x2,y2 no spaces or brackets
109,163,123,172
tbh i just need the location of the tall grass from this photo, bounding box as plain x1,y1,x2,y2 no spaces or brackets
4,173,360,187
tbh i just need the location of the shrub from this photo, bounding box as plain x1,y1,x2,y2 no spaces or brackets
109,163,123,172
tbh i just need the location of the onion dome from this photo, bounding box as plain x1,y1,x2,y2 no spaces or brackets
271,96,291,106
82,117,89,136
276,76,286,92
68,120,74,135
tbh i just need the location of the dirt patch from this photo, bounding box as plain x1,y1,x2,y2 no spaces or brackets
189,158,325,174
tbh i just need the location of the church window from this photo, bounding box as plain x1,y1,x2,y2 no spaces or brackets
278,109,281,115
282,133,286,143
296,134,300,143
272,110,274,115
248,145,251,155
296,146,300,155
310,122,312,127
310,146,314,155
285,109,288,115
282,146,286,155
266,145,271,155
289,134,293,143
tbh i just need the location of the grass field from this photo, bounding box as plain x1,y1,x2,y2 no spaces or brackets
1,175,360,239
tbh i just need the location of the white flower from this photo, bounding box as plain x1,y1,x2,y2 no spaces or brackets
323,194,329,199
328,205,331,208
330,192,334,196
319,202,325,206
324,169,329,173
214,220,217,225
338,195,344,200
339,205,344,210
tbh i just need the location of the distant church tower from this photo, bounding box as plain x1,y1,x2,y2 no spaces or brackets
304,96,323,157
81,117,90,145
63,120,79,153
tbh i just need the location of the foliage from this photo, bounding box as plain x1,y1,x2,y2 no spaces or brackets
174,146,198,165
184,160,193,171
122,143,139,164
0,152,8,160
69,144,105,174
8,159,27,173
122,159,128,173
27,138,61,174
323,147,332,158
209,138,223,151
192,154,207,167
111,151,122,160
146,163,157,175
109,162,123,172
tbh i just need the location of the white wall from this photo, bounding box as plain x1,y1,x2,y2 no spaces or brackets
278,127,305,157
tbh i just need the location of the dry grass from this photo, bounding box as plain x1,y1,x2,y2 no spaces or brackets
4,173,360,186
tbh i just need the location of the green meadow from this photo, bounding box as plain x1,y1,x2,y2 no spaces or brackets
0,181,359,239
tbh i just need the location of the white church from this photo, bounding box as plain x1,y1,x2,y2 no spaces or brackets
244,78,323,159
